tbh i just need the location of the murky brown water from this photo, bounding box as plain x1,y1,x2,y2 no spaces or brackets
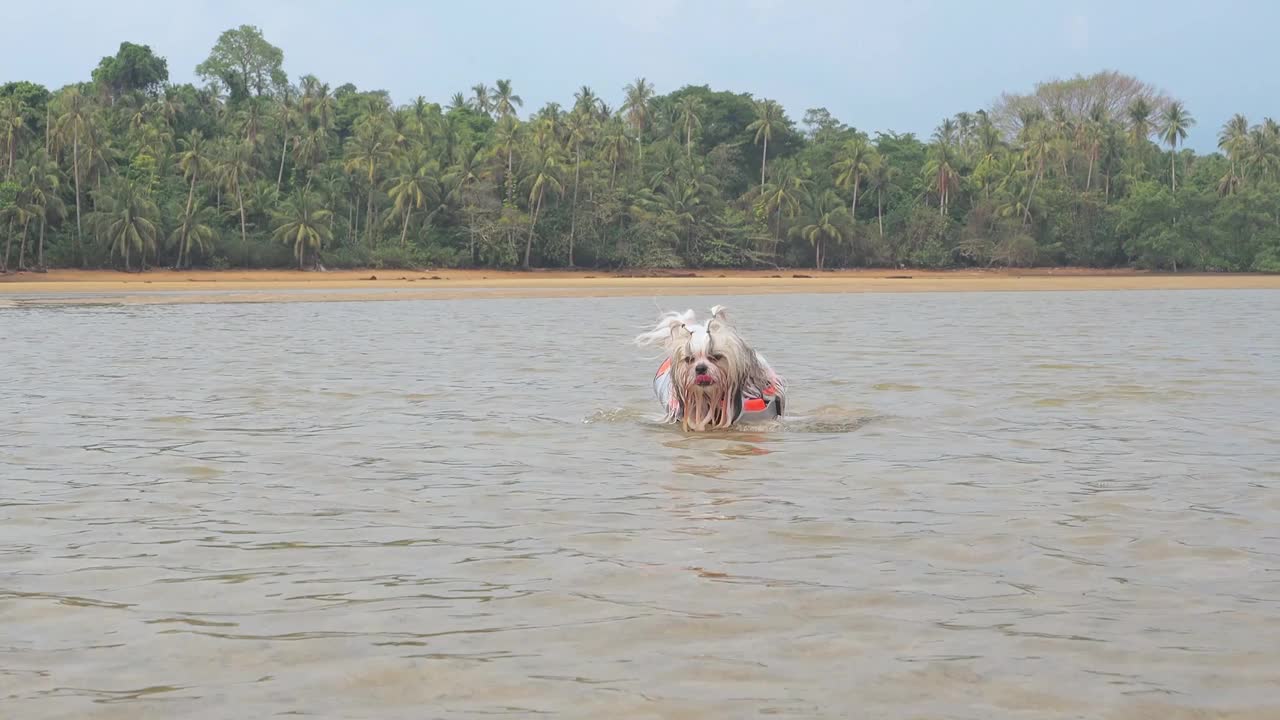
3,290,1279,719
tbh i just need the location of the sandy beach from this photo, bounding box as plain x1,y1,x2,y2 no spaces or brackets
2,268,1278,306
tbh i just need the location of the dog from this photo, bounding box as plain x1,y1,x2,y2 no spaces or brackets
635,305,785,431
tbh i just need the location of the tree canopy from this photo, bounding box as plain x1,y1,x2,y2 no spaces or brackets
1,29,1279,274
91,42,169,102
195,25,287,104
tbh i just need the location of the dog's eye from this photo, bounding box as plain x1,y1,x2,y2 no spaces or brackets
683,356,695,363
710,354,725,362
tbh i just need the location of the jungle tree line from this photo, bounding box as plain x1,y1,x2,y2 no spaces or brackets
3,26,1280,273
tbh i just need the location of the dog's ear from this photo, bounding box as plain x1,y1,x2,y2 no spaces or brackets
671,322,693,343
709,305,730,328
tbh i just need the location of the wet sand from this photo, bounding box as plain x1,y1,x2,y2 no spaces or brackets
2,268,1278,305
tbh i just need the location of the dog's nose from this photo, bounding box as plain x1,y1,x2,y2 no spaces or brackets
695,363,708,374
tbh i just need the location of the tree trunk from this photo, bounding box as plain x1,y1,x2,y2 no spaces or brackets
367,191,375,247
569,146,580,267
179,173,197,268
760,135,768,189
851,175,860,218
237,184,248,265
775,205,782,252
124,235,131,273
1023,166,1042,226
524,189,544,269
277,135,289,192
18,219,29,269
38,219,46,270
1085,146,1095,191
400,206,411,248
73,128,83,267
1170,148,1177,192
2,220,12,272
877,191,884,237
507,148,514,204
467,205,476,265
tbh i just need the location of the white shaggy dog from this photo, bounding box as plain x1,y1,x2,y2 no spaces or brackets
635,305,785,431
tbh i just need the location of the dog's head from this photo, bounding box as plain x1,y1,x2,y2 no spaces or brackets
637,305,781,431
637,305,750,397
668,309,746,398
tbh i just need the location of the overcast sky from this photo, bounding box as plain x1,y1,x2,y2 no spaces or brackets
5,0,1277,152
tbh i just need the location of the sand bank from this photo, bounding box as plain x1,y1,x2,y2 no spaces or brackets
2,268,1278,306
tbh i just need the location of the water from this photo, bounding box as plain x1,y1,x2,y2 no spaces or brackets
2,290,1278,719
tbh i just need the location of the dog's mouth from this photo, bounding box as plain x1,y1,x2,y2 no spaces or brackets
694,374,716,386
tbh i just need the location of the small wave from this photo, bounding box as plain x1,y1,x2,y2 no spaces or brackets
581,407,654,425
583,404,882,434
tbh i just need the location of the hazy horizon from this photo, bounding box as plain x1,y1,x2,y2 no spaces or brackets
5,1,1279,153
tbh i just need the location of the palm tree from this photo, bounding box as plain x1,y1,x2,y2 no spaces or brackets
470,83,493,116
90,177,159,272
925,125,961,217
386,152,442,247
564,108,593,266
863,152,895,238
54,87,93,264
601,117,630,188
573,86,599,117
273,88,297,191
1160,101,1194,191
23,150,65,270
675,95,703,158
273,189,333,269
1127,98,1154,177
301,77,336,132
1,97,31,180
622,77,655,165
757,159,808,252
493,79,522,120
175,130,212,269
2,182,38,272
292,125,330,189
1218,113,1249,183
169,201,217,269
520,144,564,268
1020,120,1051,225
1083,103,1108,191
442,145,483,263
747,98,783,189
493,115,521,204
342,121,392,245
789,189,851,270
214,139,258,262
832,135,870,218
1245,120,1280,184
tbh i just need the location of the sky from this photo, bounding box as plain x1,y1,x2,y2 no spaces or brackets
4,0,1278,153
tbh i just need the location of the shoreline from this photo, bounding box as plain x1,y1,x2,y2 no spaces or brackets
2,268,1278,306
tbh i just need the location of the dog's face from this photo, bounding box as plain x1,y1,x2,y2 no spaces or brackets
672,322,727,395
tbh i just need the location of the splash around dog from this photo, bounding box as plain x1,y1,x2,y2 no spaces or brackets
635,305,786,431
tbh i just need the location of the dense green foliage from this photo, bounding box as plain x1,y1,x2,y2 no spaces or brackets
2,29,1280,273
